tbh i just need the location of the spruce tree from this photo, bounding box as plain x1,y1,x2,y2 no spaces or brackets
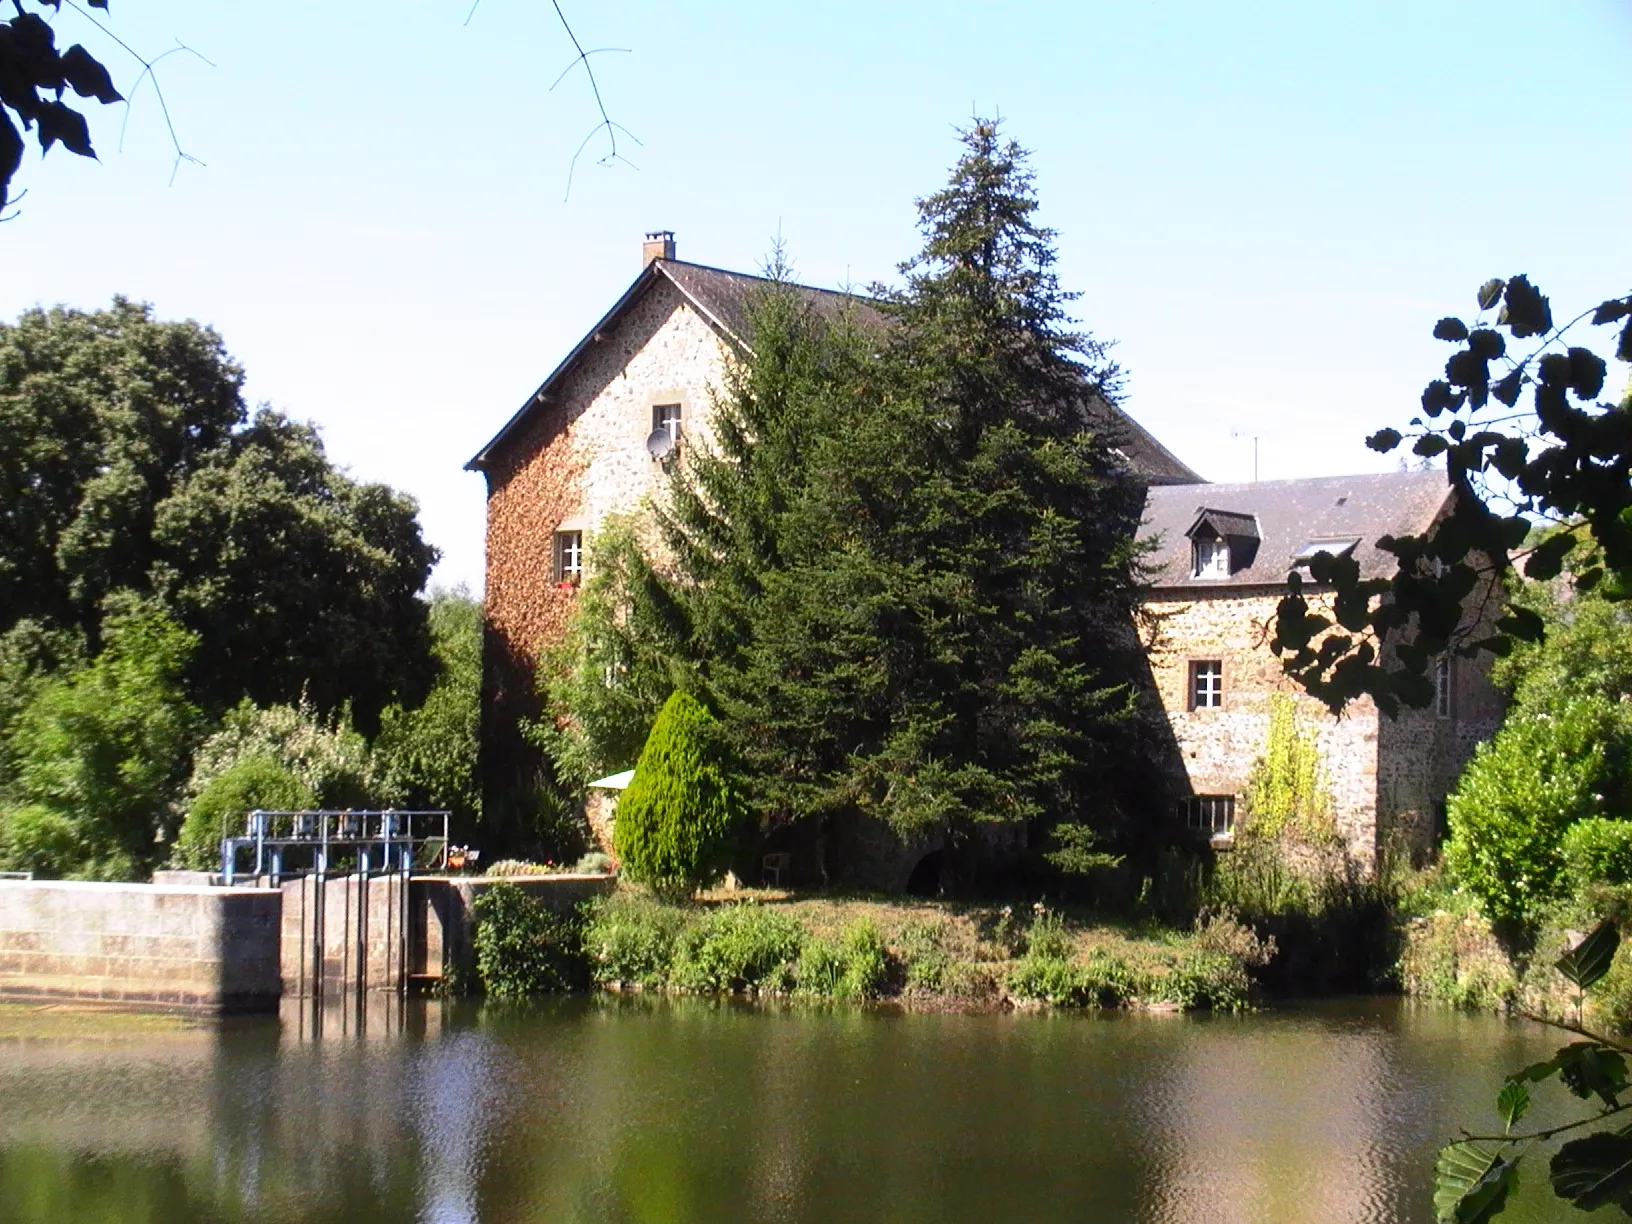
560,121,1167,883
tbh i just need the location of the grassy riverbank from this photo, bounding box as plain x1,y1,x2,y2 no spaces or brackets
476,884,1275,1013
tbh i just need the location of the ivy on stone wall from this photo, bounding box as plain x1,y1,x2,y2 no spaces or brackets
1243,693,1335,843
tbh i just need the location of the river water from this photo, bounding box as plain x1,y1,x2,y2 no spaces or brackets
0,996,1605,1223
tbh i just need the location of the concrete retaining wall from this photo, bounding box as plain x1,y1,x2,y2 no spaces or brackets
0,879,281,1013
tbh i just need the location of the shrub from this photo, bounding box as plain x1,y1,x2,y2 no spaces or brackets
1561,818,1632,889
613,691,750,894
581,892,688,987
793,921,886,1001
574,851,615,874
484,859,558,877
173,757,316,871
896,918,952,992
1444,697,1619,929
1398,910,1519,1012
0,600,199,879
0,803,84,879
1008,946,1142,1008
187,697,390,813
670,903,804,993
472,883,586,998
1155,949,1252,1013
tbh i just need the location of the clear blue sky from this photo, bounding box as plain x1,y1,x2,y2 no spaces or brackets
4,1,1628,592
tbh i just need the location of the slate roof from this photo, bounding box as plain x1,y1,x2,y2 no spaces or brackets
1138,470,1453,590
466,259,1201,484
1190,508,1261,541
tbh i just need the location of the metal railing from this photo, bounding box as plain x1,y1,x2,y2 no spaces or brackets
220,809,451,886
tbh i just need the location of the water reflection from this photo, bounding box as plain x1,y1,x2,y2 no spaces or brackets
0,996,1586,1223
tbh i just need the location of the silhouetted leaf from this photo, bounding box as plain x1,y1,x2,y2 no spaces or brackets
1491,369,1524,407
1500,275,1553,338
1523,531,1576,581
59,45,122,104
1566,347,1607,400
1414,435,1448,458
1468,329,1505,360
34,99,93,157
1368,428,1402,452
1434,317,1469,342
1550,1131,1632,1211
1422,381,1458,417
1557,922,1620,992
1477,279,1506,311
1592,299,1631,325
1495,607,1544,642
1435,1143,1518,1223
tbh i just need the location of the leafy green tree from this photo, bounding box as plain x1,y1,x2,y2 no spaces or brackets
613,690,750,895
173,756,317,871
375,589,484,836
1273,277,1632,715
0,299,437,727
0,2,121,212
0,597,198,879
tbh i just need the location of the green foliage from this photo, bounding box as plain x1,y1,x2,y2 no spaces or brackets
471,883,587,998
173,756,316,871
535,519,676,789
1437,922,1632,1222
792,921,890,999
0,599,198,879
1274,277,1632,715
612,691,750,894
1561,819,1632,890
375,589,483,834
1444,697,1622,929
0,299,436,728
582,892,690,987
186,697,390,812
1399,909,1520,1013
896,918,953,992
1242,693,1335,842
670,903,805,993
1042,822,1124,875
0,4,122,211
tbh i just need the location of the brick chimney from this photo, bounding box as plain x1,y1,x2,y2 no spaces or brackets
642,230,675,267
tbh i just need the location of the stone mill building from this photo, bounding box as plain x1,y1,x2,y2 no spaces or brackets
466,233,1501,881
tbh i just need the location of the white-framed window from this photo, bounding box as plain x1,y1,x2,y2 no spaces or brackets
1184,795,1235,835
1193,536,1230,578
1190,660,1224,710
653,402,682,444
553,531,583,585
1435,656,1453,719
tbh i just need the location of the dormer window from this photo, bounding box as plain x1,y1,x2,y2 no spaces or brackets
1185,508,1260,580
1194,535,1230,578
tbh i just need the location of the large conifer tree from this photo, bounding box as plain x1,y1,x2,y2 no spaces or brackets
552,121,1165,881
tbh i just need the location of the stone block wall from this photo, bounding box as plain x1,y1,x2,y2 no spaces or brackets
0,880,281,1012
280,873,409,997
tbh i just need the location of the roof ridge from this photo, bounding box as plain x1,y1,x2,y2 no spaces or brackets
656,258,876,303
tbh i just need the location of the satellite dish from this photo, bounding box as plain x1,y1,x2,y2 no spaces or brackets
646,427,677,460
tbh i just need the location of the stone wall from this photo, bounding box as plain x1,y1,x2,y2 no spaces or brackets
280,873,409,997
0,880,281,1013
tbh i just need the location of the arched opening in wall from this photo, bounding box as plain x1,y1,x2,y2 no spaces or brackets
905,850,945,898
